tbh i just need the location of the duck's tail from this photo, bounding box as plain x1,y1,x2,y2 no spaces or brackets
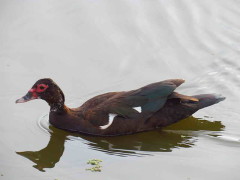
193,94,226,109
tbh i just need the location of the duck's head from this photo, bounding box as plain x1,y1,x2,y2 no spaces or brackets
16,78,65,109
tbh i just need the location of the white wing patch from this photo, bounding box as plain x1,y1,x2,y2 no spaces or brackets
133,106,142,113
100,113,117,130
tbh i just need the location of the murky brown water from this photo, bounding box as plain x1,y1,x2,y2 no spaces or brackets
1,0,240,179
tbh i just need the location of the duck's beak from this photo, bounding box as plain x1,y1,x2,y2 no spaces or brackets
15,92,38,103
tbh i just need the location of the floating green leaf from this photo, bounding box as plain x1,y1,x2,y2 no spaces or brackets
86,159,103,172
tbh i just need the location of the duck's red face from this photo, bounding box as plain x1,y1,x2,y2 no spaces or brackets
16,83,49,103
30,84,49,97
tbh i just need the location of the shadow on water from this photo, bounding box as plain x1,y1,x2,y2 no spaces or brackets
16,116,224,172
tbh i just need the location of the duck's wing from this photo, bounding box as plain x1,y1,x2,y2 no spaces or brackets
83,79,185,127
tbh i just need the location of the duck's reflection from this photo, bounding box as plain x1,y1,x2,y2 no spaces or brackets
16,127,67,172
16,116,224,171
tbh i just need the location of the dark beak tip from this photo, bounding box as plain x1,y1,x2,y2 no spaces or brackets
15,97,28,103
15,98,23,104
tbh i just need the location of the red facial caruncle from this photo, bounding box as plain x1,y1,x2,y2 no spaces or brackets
29,84,49,98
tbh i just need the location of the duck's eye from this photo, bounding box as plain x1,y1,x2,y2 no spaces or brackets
36,84,49,92
40,86,45,90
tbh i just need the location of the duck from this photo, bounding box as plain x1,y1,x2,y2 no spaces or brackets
16,78,225,136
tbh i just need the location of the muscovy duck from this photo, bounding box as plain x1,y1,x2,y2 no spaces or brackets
16,78,225,136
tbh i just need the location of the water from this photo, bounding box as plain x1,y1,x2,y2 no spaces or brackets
1,0,240,179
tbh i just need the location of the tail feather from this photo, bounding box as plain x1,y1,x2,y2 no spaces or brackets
193,94,226,109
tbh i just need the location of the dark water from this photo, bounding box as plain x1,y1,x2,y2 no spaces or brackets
1,0,240,179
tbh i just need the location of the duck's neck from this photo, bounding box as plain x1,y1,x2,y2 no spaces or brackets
48,88,67,113
50,102,66,112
